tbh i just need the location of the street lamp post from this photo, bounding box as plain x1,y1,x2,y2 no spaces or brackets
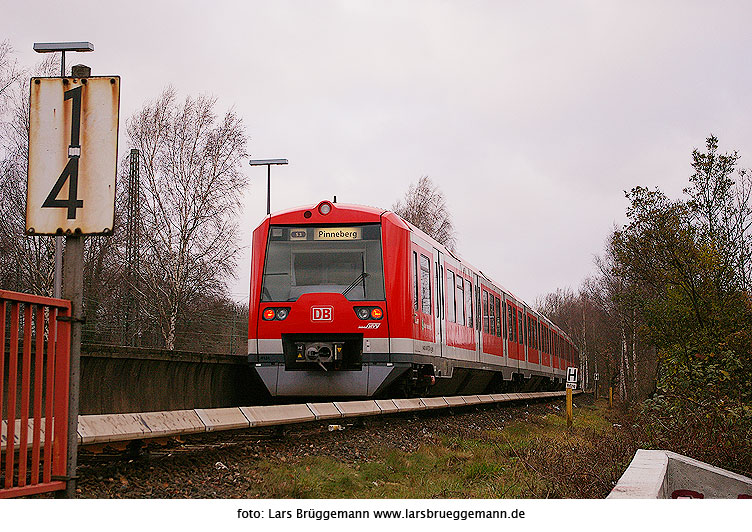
33,41,94,299
249,158,288,215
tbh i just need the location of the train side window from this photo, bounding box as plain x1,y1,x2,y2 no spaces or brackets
513,308,518,343
455,275,465,326
489,293,495,336
475,283,481,330
528,316,531,346
412,252,419,311
495,297,501,337
436,264,444,319
419,254,432,315
502,301,507,340
531,320,535,350
482,290,489,333
525,314,533,348
530,319,534,349
518,310,523,345
446,270,456,323
508,305,514,341
465,279,473,328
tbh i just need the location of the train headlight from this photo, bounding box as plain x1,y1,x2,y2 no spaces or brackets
318,202,332,215
354,306,383,320
263,307,290,321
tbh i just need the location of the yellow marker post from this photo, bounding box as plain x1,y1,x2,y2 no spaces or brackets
609,386,613,409
566,387,573,428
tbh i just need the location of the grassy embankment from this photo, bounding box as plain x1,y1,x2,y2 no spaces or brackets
241,398,636,498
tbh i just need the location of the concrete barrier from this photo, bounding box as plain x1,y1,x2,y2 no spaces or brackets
194,408,250,432
444,396,466,407
609,449,752,499
138,410,205,438
421,397,449,409
489,393,512,402
460,395,482,405
307,402,344,420
79,344,264,414
77,413,150,444
333,400,381,417
392,398,426,412
241,404,316,426
374,399,399,414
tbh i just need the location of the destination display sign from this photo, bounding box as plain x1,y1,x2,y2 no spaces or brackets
313,227,362,241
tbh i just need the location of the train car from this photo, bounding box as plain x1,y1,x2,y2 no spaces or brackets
248,200,579,397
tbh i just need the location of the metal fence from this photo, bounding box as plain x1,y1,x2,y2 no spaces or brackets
1,290,70,498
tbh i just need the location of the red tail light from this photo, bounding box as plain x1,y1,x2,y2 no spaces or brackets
262,307,290,321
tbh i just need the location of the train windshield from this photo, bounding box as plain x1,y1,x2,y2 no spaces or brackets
261,224,385,302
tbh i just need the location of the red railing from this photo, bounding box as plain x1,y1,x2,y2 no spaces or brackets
0,290,70,498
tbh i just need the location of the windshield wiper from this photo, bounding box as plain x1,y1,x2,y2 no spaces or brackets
342,272,369,296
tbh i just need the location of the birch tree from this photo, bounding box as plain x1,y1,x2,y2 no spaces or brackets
392,176,457,251
0,45,58,293
127,88,248,349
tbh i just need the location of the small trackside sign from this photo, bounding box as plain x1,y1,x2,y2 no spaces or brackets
311,306,333,322
566,366,578,389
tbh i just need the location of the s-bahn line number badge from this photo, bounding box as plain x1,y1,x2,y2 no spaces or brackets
26,76,120,235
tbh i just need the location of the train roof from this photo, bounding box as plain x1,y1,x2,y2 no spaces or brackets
262,201,575,343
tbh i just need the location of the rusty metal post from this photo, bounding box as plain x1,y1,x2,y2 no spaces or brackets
59,63,90,499
60,234,83,498
566,387,573,428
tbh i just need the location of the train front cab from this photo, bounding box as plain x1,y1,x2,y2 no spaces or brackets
248,202,414,397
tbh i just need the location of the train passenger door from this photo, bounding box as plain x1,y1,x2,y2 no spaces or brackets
411,245,435,345
474,273,482,358
507,300,518,361
434,250,444,357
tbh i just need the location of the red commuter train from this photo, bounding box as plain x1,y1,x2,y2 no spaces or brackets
248,200,579,397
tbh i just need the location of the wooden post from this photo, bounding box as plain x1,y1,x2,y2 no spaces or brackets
566,387,573,428
609,386,613,409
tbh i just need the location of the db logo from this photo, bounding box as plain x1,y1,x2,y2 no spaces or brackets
311,306,333,322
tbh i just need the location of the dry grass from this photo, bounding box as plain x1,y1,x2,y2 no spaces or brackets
238,398,633,499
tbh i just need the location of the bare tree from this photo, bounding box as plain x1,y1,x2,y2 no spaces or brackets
0,41,22,110
0,47,58,293
127,88,248,349
392,175,457,251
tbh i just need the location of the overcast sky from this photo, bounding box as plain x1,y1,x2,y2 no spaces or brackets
5,1,752,305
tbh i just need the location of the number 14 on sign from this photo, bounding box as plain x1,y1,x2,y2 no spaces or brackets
26,77,120,235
